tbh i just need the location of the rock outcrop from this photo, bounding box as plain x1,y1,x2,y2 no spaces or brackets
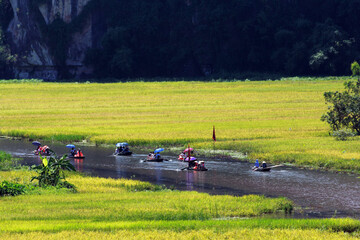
39,0,91,24
7,0,94,80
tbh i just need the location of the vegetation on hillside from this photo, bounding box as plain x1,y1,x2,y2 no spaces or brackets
83,0,360,79
1,0,360,79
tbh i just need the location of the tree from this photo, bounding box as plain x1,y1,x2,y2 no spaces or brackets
351,61,360,80
321,78,360,134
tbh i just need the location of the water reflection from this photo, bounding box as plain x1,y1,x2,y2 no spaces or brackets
186,171,194,191
115,157,123,178
73,158,83,172
155,167,162,185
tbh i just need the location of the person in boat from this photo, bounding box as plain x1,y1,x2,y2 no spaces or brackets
70,147,76,157
76,148,83,157
197,161,206,170
261,161,267,168
148,152,155,160
178,152,185,160
124,146,129,153
254,159,260,168
41,145,50,155
185,150,193,159
155,152,161,160
115,146,122,155
188,160,197,169
35,145,42,154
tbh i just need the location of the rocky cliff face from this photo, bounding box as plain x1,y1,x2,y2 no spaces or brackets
7,0,93,80
39,0,91,24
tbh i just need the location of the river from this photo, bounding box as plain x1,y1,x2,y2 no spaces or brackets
1,137,359,219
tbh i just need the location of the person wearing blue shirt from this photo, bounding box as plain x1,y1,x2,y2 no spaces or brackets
254,159,260,168
70,147,76,156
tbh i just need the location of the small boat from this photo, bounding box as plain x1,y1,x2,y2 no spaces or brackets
185,166,208,171
68,154,85,159
253,167,271,172
145,148,164,162
114,142,133,156
33,142,53,156
66,144,85,158
114,151,132,156
34,148,52,156
144,158,164,162
183,161,208,171
178,147,194,161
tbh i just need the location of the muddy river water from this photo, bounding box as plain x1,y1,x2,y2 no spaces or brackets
1,138,359,218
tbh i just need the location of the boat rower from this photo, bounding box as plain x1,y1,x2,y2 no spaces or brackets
254,159,260,168
261,161,267,168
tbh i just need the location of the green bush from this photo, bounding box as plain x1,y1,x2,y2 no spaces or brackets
332,128,355,141
0,180,25,196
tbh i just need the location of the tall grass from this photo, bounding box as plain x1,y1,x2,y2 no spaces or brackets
0,79,360,171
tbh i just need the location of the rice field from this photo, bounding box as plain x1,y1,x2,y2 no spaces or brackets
0,170,359,239
0,229,358,240
0,78,360,171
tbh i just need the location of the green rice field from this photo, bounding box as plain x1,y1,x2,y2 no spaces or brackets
0,170,359,239
0,78,360,171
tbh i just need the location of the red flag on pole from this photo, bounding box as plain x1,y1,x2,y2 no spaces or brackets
188,143,191,160
212,126,216,141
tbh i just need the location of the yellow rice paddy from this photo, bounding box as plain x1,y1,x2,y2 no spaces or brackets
0,79,359,170
0,170,358,240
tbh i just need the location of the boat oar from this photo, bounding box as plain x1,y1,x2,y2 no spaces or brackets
269,164,284,169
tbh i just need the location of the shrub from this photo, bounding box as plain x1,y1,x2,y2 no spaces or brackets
0,181,25,196
280,202,294,214
332,128,355,141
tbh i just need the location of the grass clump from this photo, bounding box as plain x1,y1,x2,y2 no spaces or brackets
0,151,20,170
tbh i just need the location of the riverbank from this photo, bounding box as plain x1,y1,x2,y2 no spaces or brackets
0,170,359,239
1,79,360,174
